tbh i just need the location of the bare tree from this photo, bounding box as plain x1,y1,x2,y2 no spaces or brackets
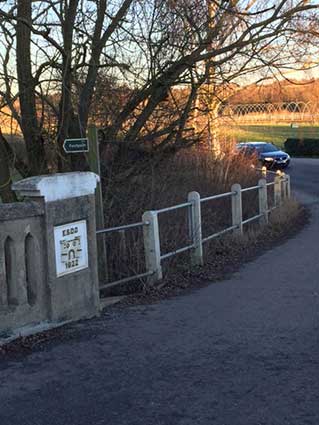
101,1,319,152
0,0,134,175
0,0,318,200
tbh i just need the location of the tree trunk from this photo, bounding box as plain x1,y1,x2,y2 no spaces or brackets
16,0,47,175
206,0,221,156
0,132,16,203
56,0,79,171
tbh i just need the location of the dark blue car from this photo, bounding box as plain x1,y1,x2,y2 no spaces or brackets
237,142,291,169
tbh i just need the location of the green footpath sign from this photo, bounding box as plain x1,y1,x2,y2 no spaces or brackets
63,138,89,153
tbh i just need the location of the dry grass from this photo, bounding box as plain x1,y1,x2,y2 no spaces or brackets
216,197,303,264
269,198,301,227
100,143,265,294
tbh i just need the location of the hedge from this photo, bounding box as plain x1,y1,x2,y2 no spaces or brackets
284,138,319,156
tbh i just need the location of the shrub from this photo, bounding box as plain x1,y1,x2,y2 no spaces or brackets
284,138,319,156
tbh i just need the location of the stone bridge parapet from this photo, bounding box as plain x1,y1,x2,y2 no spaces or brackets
0,172,100,340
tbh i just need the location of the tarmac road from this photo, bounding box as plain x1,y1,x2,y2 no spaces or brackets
289,158,319,202
1,158,319,425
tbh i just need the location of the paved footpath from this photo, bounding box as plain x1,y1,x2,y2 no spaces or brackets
1,159,319,425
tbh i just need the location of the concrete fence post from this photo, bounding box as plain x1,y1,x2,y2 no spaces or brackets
231,183,243,235
262,166,267,178
142,211,162,285
188,191,203,267
286,174,291,199
281,172,291,200
274,171,282,207
258,179,268,225
281,172,287,200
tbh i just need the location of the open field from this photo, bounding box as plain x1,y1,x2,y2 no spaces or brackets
222,124,319,148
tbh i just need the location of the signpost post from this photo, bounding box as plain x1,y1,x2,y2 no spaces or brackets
62,130,107,283
87,126,108,282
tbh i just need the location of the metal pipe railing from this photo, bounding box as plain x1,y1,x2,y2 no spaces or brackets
97,221,146,235
242,213,263,225
99,271,154,291
156,202,192,214
201,191,235,203
202,225,238,244
98,170,291,290
161,244,195,260
241,185,260,193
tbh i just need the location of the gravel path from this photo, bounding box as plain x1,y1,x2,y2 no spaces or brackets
1,158,319,425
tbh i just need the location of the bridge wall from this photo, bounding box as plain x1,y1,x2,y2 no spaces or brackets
0,172,100,341
0,201,47,336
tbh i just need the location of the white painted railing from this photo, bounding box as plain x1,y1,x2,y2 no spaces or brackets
98,169,291,289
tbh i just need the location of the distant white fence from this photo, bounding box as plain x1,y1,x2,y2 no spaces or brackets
98,169,291,289
221,101,319,124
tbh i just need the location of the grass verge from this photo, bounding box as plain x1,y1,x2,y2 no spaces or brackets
221,124,319,147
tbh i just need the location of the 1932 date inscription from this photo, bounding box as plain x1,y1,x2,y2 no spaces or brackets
54,220,88,277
